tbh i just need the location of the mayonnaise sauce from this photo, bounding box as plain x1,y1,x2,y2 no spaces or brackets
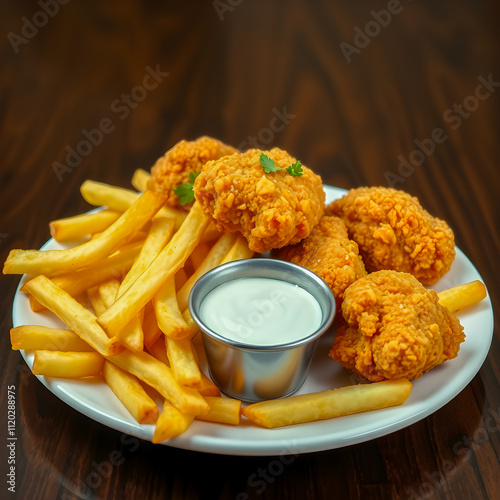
199,277,322,346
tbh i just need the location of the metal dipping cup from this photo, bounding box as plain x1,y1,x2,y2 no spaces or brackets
189,259,336,402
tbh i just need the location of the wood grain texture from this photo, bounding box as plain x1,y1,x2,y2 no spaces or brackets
0,0,499,499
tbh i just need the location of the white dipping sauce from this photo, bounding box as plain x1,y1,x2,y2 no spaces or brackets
199,278,323,346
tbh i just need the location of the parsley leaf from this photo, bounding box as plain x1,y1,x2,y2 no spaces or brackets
259,153,280,173
286,161,303,177
174,171,200,205
260,153,304,177
189,171,200,183
173,183,195,205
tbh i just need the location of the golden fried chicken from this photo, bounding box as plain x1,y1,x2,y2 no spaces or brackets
327,187,455,285
329,270,465,381
194,148,325,253
274,215,366,308
148,136,237,208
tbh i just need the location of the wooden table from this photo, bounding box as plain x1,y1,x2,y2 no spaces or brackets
1,1,499,498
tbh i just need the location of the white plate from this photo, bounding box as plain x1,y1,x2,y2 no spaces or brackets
12,186,494,456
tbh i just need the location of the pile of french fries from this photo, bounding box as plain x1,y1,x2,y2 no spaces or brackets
5,169,253,442
3,168,488,439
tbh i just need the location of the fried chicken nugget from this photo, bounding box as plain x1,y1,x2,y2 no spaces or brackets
327,187,455,285
274,215,366,308
148,136,237,208
329,270,465,381
194,148,325,253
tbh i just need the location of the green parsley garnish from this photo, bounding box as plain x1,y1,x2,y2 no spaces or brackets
174,171,200,205
259,153,280,173
286,161,303,176
260,153,304,177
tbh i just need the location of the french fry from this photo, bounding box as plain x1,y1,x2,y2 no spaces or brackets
118,217,175,295
89,229,148,247
80,180,185,229
102,361,159,424
10,325,94,352
28,294,44,313
29,290,89,313
3,190,167,276
143,304,163,350
81,179,143,212
152,399,194,443
166,336,202,388
148,337,220,393
99,279,144,352
188,241,211,271
50,209,121,242
242,379,413,428
32,350,104,378
198,373,221,398
196,397,241,425
106,349,209,415
117,313,144,353
199,221,223,244
147,335,169,364
175,267,188,290
24,275,122,356
181,308,200,339
220,233,254,264
98,278,121,307
149,332,220,396
87,286,108,316
97,202,210,337
25,242,142,312
177,232,237,311
153,277,190,339
438,280,487,313
131,168,151,192
147,335,220,395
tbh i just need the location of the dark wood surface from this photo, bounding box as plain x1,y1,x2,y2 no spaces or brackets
1,1,499,499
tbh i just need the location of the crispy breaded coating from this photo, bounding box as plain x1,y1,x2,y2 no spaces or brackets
329,270,465,381
148,136,237,208
327,187,455,285
194,148,325,253
274,215,366,308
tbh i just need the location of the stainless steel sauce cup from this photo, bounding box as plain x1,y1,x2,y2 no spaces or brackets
189,258,336,402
